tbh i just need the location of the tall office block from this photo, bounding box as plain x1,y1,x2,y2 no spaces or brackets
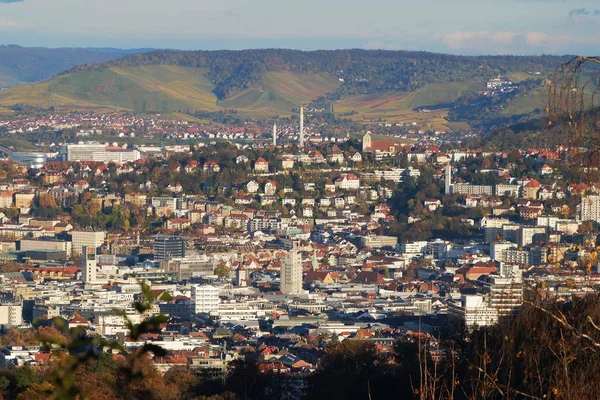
281,251,303,295
154,235,185,260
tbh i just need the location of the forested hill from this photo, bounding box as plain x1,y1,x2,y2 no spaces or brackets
0,45,152,88
67,49,570,100
0,49,577,126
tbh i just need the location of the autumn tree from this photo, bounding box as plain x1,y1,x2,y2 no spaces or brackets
214,263,231,279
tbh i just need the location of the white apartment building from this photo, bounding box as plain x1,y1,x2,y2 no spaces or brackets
190,285,220,314
481,217,510,243
20,238,72,257
400,241,428,254
71,231,106,256
0,304,23,327
281,251,303,295
580,195,600,223
484,273,523,319
490,241,516,262
66,143,141,163
427,239,450,259
360,235,398,249
495,184,520,197
373,168,405,183
448,295,499,330
453,183,493,196
66,143,106,161
537,216,580,235
518,226,546,247
210,302,272,321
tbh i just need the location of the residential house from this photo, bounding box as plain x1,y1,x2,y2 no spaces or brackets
203,161,221,173
334,174,360,190
165,218,191,230
264,180,277,196
254,158,269,172
281,157,294,170
246,180,259,193
521,179,541,200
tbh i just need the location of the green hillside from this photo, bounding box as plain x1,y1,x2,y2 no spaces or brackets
220,72,341,116
0,66,341,117
0,45,147,88
0,48,581,125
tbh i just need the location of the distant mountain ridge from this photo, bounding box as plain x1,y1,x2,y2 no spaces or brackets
0,45,155,87
0,48,574,128
67,49,571,100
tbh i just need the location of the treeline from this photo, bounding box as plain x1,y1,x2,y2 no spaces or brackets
64,49,572,100
480,107,597,150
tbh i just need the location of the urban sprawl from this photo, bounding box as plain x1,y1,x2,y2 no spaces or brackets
0,107,595,387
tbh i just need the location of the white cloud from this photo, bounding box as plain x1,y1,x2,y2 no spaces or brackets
439,31,518,50
438,30,600,54
0,16,22,28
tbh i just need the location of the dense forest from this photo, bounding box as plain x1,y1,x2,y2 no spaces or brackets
480,103,600,150
67,49,572,100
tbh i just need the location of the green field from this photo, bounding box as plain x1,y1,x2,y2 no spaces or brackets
508,72,535,83
502,90,546,116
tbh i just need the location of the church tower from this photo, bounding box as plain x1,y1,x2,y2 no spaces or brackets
362,131,372,152
236,264,247,287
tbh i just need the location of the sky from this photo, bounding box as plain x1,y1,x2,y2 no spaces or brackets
0,0,599,55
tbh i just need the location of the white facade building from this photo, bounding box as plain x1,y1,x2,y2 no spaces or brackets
66,143,141,163
334,174,360,190
191,285,221,314
71,231,106,256
580,195,600,223
81,246,97,283
281,251,303,295
448,295,499,330
0,304,23,327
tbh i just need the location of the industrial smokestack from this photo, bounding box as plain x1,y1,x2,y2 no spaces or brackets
299,107,304,147
272,123,277,146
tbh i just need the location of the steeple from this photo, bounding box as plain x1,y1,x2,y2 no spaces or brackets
312,249,319,270
362,131,372,152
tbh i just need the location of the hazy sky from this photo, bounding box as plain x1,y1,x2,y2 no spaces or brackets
0,0,599,54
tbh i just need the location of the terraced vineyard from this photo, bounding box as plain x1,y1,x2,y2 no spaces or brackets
334,81,483,130
0,67,341,118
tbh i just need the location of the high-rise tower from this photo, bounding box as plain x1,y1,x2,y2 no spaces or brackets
281,251,303,295
81,246,97,283
445,163,453,195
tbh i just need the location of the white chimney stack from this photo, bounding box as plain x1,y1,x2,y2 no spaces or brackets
299,106,304,147
272,123,277,146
